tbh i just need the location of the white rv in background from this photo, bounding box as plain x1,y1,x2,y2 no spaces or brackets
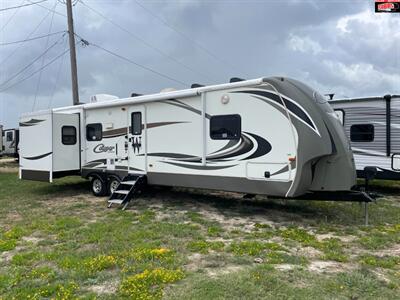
330,95,400,180
19,77,366,205
1,128,19,158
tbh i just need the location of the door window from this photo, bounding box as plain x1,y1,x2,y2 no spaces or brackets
6,131,13,142
131,112,142,135
392,154,400,171
334,109,345,125
62,126,77,145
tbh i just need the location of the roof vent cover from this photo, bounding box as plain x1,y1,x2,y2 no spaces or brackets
90,94,119,103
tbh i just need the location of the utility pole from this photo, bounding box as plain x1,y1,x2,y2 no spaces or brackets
66,0,79,105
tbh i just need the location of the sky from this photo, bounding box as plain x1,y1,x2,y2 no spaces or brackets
0,0,399,128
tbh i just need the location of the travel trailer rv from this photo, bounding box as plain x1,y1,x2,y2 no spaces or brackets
19,77,369,208
1,128,19,158
330,95,400,180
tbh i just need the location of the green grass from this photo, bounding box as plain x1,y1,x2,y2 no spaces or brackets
0,170,399,299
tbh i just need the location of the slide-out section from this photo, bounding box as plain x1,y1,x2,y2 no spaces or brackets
19,112,80,182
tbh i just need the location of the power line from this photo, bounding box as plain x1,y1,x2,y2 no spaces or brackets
26,0,66,17
133,0,249,77
0,0,48,12
0,0,25,33
78,0,216,83
49,37,68,108
0,9,53,66
0,48,70,92
75,33,189,87
0,33,66,88
0,30,65,46
33,0,59,111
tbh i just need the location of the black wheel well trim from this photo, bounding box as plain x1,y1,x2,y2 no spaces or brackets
87,172,108,182
107,174,121,181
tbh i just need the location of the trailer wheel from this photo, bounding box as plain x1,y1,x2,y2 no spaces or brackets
91,177,107,197
108,176,120,195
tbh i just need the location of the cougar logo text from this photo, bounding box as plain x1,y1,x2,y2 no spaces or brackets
94,144,115,153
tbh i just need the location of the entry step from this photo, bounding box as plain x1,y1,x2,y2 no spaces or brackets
108,199,124,204
114,190,129,195
121,181,137,185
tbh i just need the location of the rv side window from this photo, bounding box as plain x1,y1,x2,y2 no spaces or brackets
131,112,142,135
350,124,374,142
334,109,345,125
86,123,102,141
210,114,241,140
62,126,77,145
6,131,13,142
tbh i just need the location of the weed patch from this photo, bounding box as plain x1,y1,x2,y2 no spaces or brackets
187,240,225,254
360,255,400,269
230,241,285,256
119,268,184,299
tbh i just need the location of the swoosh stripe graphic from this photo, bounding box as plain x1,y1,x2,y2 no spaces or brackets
165,100,211,119
207,134,253,160
144,132,272,162
236,90,316,132
162,161,237,170
19,119,45,127
209,139,240,155
23,152,52,160
142,153,198,159
102,122,189,138
241,132,272,160
146,121,189,129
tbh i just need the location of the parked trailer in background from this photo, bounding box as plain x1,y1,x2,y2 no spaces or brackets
330,95,400,180
1,128,19,158
19,77,372,208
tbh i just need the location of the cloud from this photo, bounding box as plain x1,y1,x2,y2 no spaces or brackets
288,34,323,55
0,0,399,128
323,60,400,94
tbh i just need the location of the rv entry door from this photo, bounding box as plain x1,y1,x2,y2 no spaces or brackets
128,106,146,174
53,113,81,173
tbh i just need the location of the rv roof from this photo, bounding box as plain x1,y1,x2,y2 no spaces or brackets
51,77,269,112
329,95,400,104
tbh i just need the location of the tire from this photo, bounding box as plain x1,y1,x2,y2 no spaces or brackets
91,177,107,197
108,176,120,195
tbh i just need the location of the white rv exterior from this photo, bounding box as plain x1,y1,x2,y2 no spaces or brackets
20,77,357,198
1,128,19,158
330,95,400,180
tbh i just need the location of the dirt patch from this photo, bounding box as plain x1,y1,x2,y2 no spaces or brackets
185,252,245,278
197,206,276,233
87,280,119,295
5,211,23,225
185,253,205,272
374,244,400,257
291,246,323,259
39,194,102,208
0,166,18,173
207,265,244,277
308,260,355,273
275,264,296,271
315,233,357,243
0,245,24,263
22,236,43,244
